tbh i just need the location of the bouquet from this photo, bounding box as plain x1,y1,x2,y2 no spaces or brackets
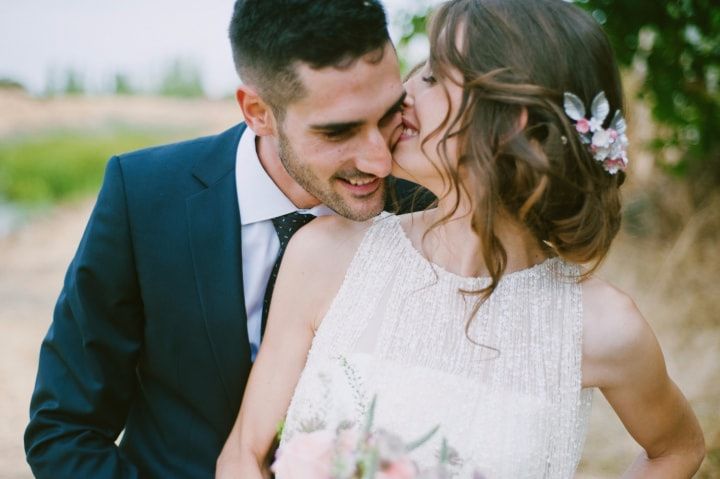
271,396,486,479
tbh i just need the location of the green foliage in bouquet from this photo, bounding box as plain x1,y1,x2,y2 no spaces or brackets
354,396,443,479
272,395,466,479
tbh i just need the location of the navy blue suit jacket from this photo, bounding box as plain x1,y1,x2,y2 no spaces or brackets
25,123,431,478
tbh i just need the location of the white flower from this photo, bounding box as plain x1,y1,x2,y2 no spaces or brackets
608,138,627,163
564,89,630,174
588,116,604,132
592,128,614,149
594,148,610,162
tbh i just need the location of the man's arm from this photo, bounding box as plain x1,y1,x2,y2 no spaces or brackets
25,156,144,479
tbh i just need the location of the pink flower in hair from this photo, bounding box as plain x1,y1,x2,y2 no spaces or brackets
575,118,591,134
602,157,628,175
564,91,629,175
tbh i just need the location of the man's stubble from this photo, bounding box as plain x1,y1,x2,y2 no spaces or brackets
276,125,387,222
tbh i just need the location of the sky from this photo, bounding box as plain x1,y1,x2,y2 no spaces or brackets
0,0,443,98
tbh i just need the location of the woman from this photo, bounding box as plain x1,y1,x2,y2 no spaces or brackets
217,0,705,477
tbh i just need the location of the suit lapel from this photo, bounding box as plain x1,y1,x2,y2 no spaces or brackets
187,124,252,414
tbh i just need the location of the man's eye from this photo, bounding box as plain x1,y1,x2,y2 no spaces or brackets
323,130,352,141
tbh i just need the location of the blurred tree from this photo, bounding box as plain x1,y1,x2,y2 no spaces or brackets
0,78,25,91
158,59,205,98
63,69,85,95
578,0,720,191
397,1,720,190
114,73,134,95
43,69,61,97
394,2,433,75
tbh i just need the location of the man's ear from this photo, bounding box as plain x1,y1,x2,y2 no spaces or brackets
236,85,277,136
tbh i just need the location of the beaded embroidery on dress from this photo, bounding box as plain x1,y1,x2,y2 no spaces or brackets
281,214,593,478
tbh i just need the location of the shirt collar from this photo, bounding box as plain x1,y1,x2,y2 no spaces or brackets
235,128,335,225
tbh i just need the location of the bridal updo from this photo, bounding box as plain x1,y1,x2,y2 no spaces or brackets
424,0,626,296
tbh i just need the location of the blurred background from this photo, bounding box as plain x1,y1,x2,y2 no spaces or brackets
0,1,717,477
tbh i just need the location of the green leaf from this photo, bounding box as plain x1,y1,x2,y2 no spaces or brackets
405,424,440,451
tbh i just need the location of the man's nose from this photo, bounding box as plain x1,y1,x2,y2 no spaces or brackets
357,129,392,178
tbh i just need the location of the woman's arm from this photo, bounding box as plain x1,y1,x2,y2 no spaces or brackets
582,279,706,478
215,216,368,478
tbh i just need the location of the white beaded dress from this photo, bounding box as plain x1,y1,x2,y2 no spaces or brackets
280,214,593,478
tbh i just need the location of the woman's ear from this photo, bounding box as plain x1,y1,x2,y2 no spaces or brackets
500,106,530,146
235,86,277,136
518,106,529,131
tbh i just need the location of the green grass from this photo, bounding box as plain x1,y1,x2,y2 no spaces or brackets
0,130,174,204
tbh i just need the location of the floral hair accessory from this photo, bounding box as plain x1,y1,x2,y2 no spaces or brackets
563,91,629,175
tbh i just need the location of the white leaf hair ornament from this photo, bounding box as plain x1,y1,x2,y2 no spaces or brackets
563,91,629,175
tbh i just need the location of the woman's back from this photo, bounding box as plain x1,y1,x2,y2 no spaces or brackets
281,214,592,478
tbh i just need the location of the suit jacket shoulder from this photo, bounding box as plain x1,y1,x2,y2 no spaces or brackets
118,122,245,189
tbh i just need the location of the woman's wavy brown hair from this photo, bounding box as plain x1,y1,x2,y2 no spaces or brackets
422,0,626,307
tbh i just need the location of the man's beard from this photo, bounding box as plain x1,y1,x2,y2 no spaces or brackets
277,128,386,222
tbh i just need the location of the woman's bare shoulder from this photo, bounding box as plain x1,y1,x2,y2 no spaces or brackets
275,215,374,330
581,276,664,389
288,215,373,260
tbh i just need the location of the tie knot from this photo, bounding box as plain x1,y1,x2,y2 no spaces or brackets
271,211,315,252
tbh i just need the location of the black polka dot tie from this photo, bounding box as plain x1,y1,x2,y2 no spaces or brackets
261,211,315,335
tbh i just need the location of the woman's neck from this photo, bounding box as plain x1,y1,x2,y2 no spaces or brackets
408,196,548,278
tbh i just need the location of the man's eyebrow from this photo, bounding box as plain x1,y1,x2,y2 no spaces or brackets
309,120,364,132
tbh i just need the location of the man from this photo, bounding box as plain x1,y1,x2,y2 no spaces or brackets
24,1,426,477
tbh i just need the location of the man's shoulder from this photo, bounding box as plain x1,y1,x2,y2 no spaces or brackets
115,123,245,174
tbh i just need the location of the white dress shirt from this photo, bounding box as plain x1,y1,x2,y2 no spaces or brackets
235,128,333,361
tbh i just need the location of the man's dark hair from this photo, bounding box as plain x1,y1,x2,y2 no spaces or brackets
229,0,391,115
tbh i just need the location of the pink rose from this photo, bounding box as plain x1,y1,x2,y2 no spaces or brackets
333,427,361,476
575,118,590,134
377,457,418,479
336,427,360,454
271,430,335,479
